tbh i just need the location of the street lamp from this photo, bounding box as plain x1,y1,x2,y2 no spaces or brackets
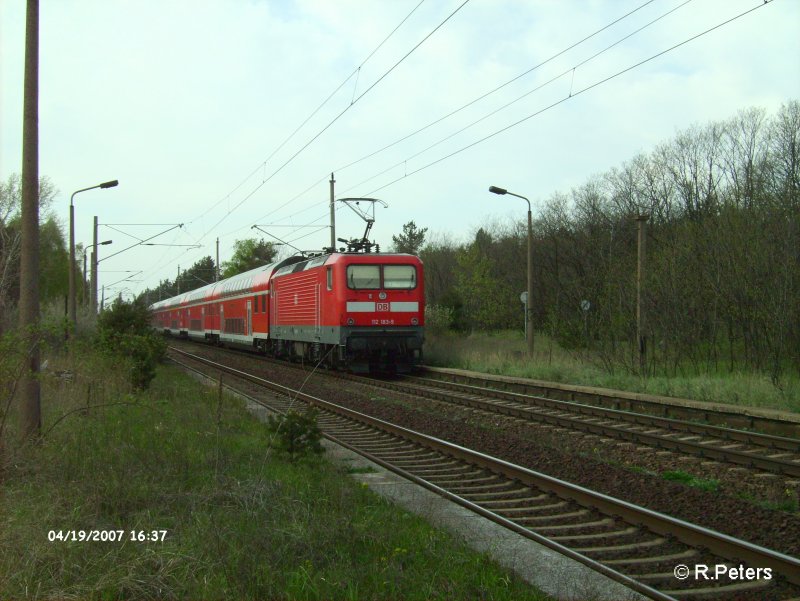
69,179,118,327
489,185,534,357
87,239,112,311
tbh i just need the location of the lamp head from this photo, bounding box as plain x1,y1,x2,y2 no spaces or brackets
100,180,119,189
488,186,507,195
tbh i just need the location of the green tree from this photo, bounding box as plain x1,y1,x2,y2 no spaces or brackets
137,256,217,306
0,174,59,330
454,228,517,330
38,218,69,303
221,238,278,278
391,221,428,254
177,256,216,293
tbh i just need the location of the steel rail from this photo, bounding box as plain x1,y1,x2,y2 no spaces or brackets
358,375,800,477
424,366,800,438
167,339,800,475
167,350,673,601
407,375,800,452
168,346,800,591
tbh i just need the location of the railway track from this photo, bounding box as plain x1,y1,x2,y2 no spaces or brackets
422,367,800,439
166,338,800,480
167,346,800,601
345,373,800,478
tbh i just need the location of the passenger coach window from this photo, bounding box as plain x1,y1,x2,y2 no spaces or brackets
347,265,380,289
384,265,416,289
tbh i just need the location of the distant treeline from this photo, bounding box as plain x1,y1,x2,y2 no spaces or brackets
420,101,799,381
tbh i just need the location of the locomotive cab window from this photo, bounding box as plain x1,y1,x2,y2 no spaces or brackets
383,265,416,289
347,265,380,289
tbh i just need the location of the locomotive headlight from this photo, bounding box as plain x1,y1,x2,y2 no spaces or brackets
347,317,355,326
411,318,419,326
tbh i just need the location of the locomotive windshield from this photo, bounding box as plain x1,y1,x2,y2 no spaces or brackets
383,265,416,289
347,264,417,289
347,265,380,289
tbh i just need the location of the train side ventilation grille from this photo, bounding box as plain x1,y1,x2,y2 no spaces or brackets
224,318,245,334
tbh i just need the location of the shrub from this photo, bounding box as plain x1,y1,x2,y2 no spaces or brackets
424,304,454,334
95,299,165,390
266,408,324,460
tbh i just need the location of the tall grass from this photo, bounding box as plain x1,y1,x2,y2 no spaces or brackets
0,350,547,600
425,330,800,413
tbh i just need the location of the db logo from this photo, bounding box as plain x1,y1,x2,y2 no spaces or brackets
376,302,389,312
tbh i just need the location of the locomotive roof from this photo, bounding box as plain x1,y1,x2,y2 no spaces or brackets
272,251,420,277
148,251,421,312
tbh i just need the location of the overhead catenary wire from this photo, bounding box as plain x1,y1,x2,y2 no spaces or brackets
187,0,427,227
359,0,775,198
199,0,472,240
329,0,661,179
251,0,672,224
157,0,662,279
338,0,696,197
131,0,773,297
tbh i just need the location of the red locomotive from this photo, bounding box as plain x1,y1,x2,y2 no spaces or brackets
150,252,424,373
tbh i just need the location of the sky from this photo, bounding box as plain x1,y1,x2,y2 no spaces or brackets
1,0,799,301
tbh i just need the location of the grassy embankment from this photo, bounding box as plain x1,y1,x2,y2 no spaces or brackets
424,330,800,414
0,348,548,600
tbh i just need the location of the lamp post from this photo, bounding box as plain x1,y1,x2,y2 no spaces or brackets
69,179,118,328
87,238,112,313
489,185,534,357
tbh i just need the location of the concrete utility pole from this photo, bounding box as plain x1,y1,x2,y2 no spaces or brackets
635,214,649,376
18,0,40,438
177,265,180,294
91,216,98,312
329,172,336,251
215,237,219,282
88,234,112,314
82,250,88,302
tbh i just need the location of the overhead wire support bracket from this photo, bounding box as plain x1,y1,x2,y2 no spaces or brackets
251,225,307,257
99,223,184,263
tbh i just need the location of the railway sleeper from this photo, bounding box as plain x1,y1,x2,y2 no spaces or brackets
528,518,615,533
375,449,440,460
575,536,667,554
476,495,556,508
604,550,699,568
444,477,512,490
434,475,503,486
457,487,537,501
387,455,453,467
415,465,483,478
496,501,569,515
498,508,590,522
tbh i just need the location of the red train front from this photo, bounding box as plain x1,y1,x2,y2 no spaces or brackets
270,252,424,373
